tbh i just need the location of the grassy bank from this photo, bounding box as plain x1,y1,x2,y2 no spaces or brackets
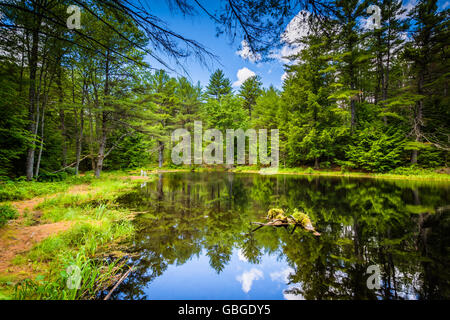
0,172,152,300
134,165,450,181
231,166,450,181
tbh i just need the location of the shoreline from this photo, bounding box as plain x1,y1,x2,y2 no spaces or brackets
138,167,450,182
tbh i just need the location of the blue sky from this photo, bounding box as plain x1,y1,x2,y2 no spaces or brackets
143,0,286,90
145,0,449,91
117,249,301,300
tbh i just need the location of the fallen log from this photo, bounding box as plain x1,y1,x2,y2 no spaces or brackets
251,208,321,236
104,267,134,300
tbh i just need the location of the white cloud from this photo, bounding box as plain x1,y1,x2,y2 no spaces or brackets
236,40,262,63
233,67,256,87
444,1,450,9
270,267,304,299
270,267,294,283
281,11,310,45
281,72,289,82
271,10,310,63
237,249,247,262
283,284,305,300
398,0,417,20
236,268,263,293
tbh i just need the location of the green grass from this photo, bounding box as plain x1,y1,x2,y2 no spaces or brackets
136,164,449,181
14,246,126,300
0,171,149,300
0,175,95,201
0,204,18,227
12,211,135,299
231,165,450,181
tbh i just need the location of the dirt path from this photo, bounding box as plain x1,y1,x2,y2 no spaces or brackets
0,184,90,276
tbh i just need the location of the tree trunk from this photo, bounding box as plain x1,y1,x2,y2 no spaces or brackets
35,105,45,177
57,67,67,167
411,148,418,164
75,82,86,175
95,51,110,178
158,141,164,168
25,21,40,181
412,72,424,164
95,127,106,178
88,106,96,171
350,98,356,131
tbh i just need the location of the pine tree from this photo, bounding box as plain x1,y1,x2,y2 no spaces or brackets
205,69,232,100
370,0,408,107
327,0,366,132
239,75,262,118
404,0,449,164
281,33,347,168
142,70,179,168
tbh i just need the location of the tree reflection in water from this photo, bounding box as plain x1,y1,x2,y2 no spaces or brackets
109,172,449,300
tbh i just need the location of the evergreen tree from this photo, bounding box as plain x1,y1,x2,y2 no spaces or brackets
282,34,347,168
327,0,367,132
239,75,262,118
205,69,232,100
142,70,179,168
404,0,449,164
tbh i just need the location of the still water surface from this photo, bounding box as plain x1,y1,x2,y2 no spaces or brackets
110,172,449,300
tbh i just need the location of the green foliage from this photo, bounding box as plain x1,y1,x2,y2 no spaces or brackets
0,0,447,178
10,174,137,299
239,75,262,117
346,128,406,172
0,175,93,201
105,133,152,170
205,69,232,100
36,170,69,182
0,62,29,177
201,94,249,131
0,204,18,227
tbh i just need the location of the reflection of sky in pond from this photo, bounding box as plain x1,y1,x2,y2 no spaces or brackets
122,249,301,300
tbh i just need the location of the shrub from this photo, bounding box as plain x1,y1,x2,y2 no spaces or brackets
346,128,405,172
320,161,331,169
36,170,68,182
0,204,18,227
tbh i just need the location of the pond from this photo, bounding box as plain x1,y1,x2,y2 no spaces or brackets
108,172,449,300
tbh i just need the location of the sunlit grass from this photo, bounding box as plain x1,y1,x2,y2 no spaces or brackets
12,211,135,299
0,203,18,227
232,165,450,181
0,175,95,201
1,172,146,300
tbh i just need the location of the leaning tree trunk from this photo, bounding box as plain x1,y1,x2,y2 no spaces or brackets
35,104,45,177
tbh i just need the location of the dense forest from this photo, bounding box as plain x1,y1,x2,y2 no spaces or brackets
0,0,448,181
